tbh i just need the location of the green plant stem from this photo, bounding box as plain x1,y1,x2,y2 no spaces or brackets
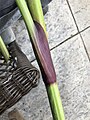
26,0,65,119
26,0,46,34
47,83,65,120
0,36,9,61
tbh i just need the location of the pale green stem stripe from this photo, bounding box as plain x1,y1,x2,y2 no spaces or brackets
16,0,40,59
47,83,65,120
0,36,10,62
26,0,46,34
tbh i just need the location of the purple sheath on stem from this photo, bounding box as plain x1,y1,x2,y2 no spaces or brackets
33,21,56,85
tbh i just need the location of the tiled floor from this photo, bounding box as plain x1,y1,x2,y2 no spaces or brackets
0,0,90,120
67,0,90,31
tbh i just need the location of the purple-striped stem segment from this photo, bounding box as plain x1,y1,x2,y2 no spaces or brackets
16,0,56,85
26,1,65,119
16,0,65,119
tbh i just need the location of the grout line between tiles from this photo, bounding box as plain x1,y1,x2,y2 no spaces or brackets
66,0,80,32
79,34,90,61
51,25,90,51
66,0,90,62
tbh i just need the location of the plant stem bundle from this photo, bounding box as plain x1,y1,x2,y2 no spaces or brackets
16,0,65,119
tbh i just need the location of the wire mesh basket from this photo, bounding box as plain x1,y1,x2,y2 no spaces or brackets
0,41,40,114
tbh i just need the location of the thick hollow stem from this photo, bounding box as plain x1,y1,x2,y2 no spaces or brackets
47,83,65,120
